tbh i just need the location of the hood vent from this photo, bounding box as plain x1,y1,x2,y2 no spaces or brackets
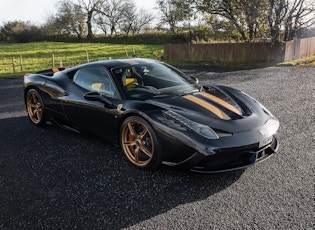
183,91,244,120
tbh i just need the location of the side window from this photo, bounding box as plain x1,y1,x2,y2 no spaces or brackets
73,67,116,98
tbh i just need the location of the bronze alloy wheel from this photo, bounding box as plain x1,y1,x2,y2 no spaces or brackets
26,89,44,125
120,116,161,169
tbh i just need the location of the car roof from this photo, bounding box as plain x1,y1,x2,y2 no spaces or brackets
65,58,158,72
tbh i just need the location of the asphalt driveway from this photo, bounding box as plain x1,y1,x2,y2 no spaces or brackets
0,66,313,229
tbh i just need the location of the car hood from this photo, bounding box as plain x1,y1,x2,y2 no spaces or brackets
147,85,272,133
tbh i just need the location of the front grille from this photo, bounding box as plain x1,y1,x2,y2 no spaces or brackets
193,136,277,172
255,136,278,162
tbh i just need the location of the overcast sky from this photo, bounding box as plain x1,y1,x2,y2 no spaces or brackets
0,0,156,25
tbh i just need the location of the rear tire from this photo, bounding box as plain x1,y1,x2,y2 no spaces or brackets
120,116,162,170
26,89,45,126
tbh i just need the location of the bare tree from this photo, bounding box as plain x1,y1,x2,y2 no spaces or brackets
197,0,264,42
119,1,137,35
119,2,154,35
75,0,106,40
131,9,155,34
53,0,86,39
282,0,315,41
196,0,315,42
97,0,127,36
267,0,288,42
53,0,105,40
266,0,315,42
94,15,110,35
156,0,193,33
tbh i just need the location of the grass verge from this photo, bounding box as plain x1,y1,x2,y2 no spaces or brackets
278,55,315,66
0,42,163,77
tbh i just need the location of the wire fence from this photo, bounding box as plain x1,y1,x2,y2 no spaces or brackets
0,48,137,75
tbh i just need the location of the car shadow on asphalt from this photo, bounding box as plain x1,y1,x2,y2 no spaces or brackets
0,116,244,229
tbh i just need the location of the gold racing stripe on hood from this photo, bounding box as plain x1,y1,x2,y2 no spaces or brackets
200,92,242,115
183,94,231,120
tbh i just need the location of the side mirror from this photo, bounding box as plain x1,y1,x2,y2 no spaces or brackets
84,91,115,109
84,91,102,101
190,76,199,84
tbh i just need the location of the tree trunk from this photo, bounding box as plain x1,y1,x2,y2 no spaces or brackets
86,12,93,40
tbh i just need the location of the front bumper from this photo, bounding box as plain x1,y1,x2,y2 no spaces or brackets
163,135,279,173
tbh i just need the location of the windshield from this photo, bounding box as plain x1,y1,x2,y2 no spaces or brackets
112,62,200,100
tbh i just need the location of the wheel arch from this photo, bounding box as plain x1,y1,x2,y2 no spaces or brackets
116,111,153,144
24,85,40,104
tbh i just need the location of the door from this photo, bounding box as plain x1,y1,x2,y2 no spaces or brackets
62,66,121,140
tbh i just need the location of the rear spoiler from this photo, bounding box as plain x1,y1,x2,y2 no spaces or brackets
36,66,69,76
24,66,69,78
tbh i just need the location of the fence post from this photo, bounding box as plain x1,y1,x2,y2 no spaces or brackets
12,57,15,73
86,50,89,63
52,53,55,68
19,54,23,71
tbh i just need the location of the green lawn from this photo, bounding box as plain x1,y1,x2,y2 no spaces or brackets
0,42,164,77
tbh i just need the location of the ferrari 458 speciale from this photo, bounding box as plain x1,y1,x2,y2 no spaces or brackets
24,58,279,173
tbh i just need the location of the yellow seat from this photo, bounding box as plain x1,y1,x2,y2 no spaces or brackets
122,69,138,90
125,77,137,85
91,83,103,92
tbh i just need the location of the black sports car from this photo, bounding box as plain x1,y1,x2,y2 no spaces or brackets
24,58,279,173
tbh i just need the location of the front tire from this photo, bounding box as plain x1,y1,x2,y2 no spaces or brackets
120,116,162,170
26,89,45,126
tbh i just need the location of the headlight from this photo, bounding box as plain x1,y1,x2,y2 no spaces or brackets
162,110,219,139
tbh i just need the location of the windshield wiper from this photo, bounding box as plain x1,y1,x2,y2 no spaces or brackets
183,89,199,95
